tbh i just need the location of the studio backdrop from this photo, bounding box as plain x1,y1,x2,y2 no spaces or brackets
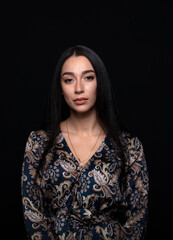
1,1,173,239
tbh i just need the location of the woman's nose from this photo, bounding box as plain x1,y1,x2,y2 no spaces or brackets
75,80,84,93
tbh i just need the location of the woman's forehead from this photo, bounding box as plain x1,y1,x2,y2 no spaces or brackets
61,55,94,74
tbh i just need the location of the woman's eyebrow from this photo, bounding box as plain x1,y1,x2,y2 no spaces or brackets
82,70,95,75
61,70,95,78
61,72,74,77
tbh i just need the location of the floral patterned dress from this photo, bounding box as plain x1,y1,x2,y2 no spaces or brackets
21,130,149,240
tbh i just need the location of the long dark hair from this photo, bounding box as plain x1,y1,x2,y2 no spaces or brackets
38,45,128,190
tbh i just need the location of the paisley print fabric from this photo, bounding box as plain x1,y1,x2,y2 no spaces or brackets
21,130,149,239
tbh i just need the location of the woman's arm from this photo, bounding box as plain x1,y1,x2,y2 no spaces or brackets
21,131,54,240
117,136,149,239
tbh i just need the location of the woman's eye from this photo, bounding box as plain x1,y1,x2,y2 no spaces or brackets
85,76,95,80
64,79,73,84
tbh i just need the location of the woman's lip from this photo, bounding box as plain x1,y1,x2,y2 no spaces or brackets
74,98,88,105
74,98,88,101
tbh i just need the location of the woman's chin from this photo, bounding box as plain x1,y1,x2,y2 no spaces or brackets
70,106,96,115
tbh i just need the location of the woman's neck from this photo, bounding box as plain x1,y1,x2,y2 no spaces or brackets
67,109,101,137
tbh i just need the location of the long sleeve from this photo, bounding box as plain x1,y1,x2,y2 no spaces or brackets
21,130,149,239
117,136,149,239
21,131,54,240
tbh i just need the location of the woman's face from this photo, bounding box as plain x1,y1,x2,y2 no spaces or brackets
61,55,97,114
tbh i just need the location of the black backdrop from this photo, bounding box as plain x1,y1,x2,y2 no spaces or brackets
1,1,173,239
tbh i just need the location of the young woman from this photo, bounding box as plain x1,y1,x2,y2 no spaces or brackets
21,45,149,239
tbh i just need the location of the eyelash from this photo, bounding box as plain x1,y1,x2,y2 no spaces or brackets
64,79,73,83
85,76,95,80
63,75,95,84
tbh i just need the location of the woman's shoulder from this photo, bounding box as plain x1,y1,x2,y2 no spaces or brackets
28,129,49,140
120,130,142,144
25,130,49,154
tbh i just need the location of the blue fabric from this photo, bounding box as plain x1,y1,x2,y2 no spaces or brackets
21,130,149,239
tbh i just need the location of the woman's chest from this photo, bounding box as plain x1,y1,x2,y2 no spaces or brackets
62,132,107,166
41,145,123,208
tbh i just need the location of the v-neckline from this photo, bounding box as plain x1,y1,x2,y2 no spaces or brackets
59,129,108,167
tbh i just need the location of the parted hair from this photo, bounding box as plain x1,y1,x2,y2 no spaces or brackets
38,45,128,190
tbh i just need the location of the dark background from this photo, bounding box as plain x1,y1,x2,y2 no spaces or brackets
1,1,173,239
